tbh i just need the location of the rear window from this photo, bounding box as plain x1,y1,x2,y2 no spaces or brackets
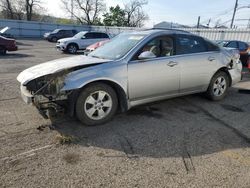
205,40,220,51
85,32,109,39
176,35,207,55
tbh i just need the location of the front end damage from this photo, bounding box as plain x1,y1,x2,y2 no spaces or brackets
20,72,71,119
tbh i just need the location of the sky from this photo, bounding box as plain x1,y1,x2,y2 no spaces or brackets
43,0,250,28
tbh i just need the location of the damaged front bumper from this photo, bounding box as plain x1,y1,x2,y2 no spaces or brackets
20,85,68,119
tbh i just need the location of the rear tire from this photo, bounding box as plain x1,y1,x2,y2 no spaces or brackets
51,37,58,42
206,71,230,101
76,83,118,126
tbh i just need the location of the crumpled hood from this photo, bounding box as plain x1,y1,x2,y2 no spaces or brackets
17,55,110,85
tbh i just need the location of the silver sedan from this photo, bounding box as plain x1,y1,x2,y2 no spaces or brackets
17,29,242,126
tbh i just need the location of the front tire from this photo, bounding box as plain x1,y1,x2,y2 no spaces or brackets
76,83,118,126
51,37,58,42
67,44,78,54
0,46,6,55
206,71,230,101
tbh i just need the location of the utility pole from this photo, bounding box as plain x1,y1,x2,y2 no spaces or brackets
207,19,211,27
197,16,201,28
230,0,238,28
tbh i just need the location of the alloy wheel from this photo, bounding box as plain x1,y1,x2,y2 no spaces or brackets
213,76,227,96
68,45,77,54
84,90,113,120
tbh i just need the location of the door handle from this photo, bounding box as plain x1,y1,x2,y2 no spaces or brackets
208,56,216,61
167,61,178,67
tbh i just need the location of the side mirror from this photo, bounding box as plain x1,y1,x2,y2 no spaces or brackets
138,51,156,60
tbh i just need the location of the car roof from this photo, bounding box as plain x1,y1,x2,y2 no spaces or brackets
129,28,192,36
87,31,108,34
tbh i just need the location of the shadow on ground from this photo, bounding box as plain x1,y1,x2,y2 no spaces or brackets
0,53,34,59
50,94,250,159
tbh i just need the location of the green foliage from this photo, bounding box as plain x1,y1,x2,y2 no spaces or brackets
103,5,126,27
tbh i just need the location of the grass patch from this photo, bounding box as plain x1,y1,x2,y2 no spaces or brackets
55,134,76,145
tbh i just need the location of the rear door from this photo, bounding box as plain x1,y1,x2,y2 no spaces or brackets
175,35,220,93
80,32,99,49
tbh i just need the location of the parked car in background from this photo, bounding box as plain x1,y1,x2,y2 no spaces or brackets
17,29,242,126
84,39,110,54
0,27,14,39
0,36,18,55
56,31,110,54
44,29,78,42
216,40,250,67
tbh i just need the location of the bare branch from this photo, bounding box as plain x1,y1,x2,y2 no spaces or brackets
61,0,105,25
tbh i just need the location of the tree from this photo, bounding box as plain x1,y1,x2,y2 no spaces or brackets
124,0,148,27
0,0,15,19
103,5,126,26
25,0,42,21
0,0,42,20
61,0,105,25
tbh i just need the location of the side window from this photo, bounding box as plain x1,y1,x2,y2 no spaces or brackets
206,40,220,51
176,36,207,55
238,42,247,51
133,36,174,60
94,33,103,38
85,33,94,39
58,30,64,34
226,41,238,48
64,30,72,35
101,33,109,38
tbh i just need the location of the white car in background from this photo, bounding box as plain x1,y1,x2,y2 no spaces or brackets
56,31,110,54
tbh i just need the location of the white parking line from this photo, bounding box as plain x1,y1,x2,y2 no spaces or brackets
0,144,54,162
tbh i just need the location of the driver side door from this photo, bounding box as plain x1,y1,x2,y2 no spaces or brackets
128,36,180,101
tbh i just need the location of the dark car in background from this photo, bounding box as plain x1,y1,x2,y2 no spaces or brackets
0,27,14,39
216,40,250,67
44,29,78,42
0,36,18,55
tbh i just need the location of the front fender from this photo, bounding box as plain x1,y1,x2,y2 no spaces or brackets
61,62,128,95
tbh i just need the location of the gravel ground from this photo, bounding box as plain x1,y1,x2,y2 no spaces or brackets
0,40,250,188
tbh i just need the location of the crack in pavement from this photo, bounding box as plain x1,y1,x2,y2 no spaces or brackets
184,99,250,144
115,132,139,159
182,131,195,174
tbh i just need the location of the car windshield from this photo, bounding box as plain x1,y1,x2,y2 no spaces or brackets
74,31,87,39
51,29,60,34
89,33,146,60
216,41,229,47
0,27,9,34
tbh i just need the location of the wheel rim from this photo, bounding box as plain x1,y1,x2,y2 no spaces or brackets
213,76,227,96
68,45,77,53
84,90,113,120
